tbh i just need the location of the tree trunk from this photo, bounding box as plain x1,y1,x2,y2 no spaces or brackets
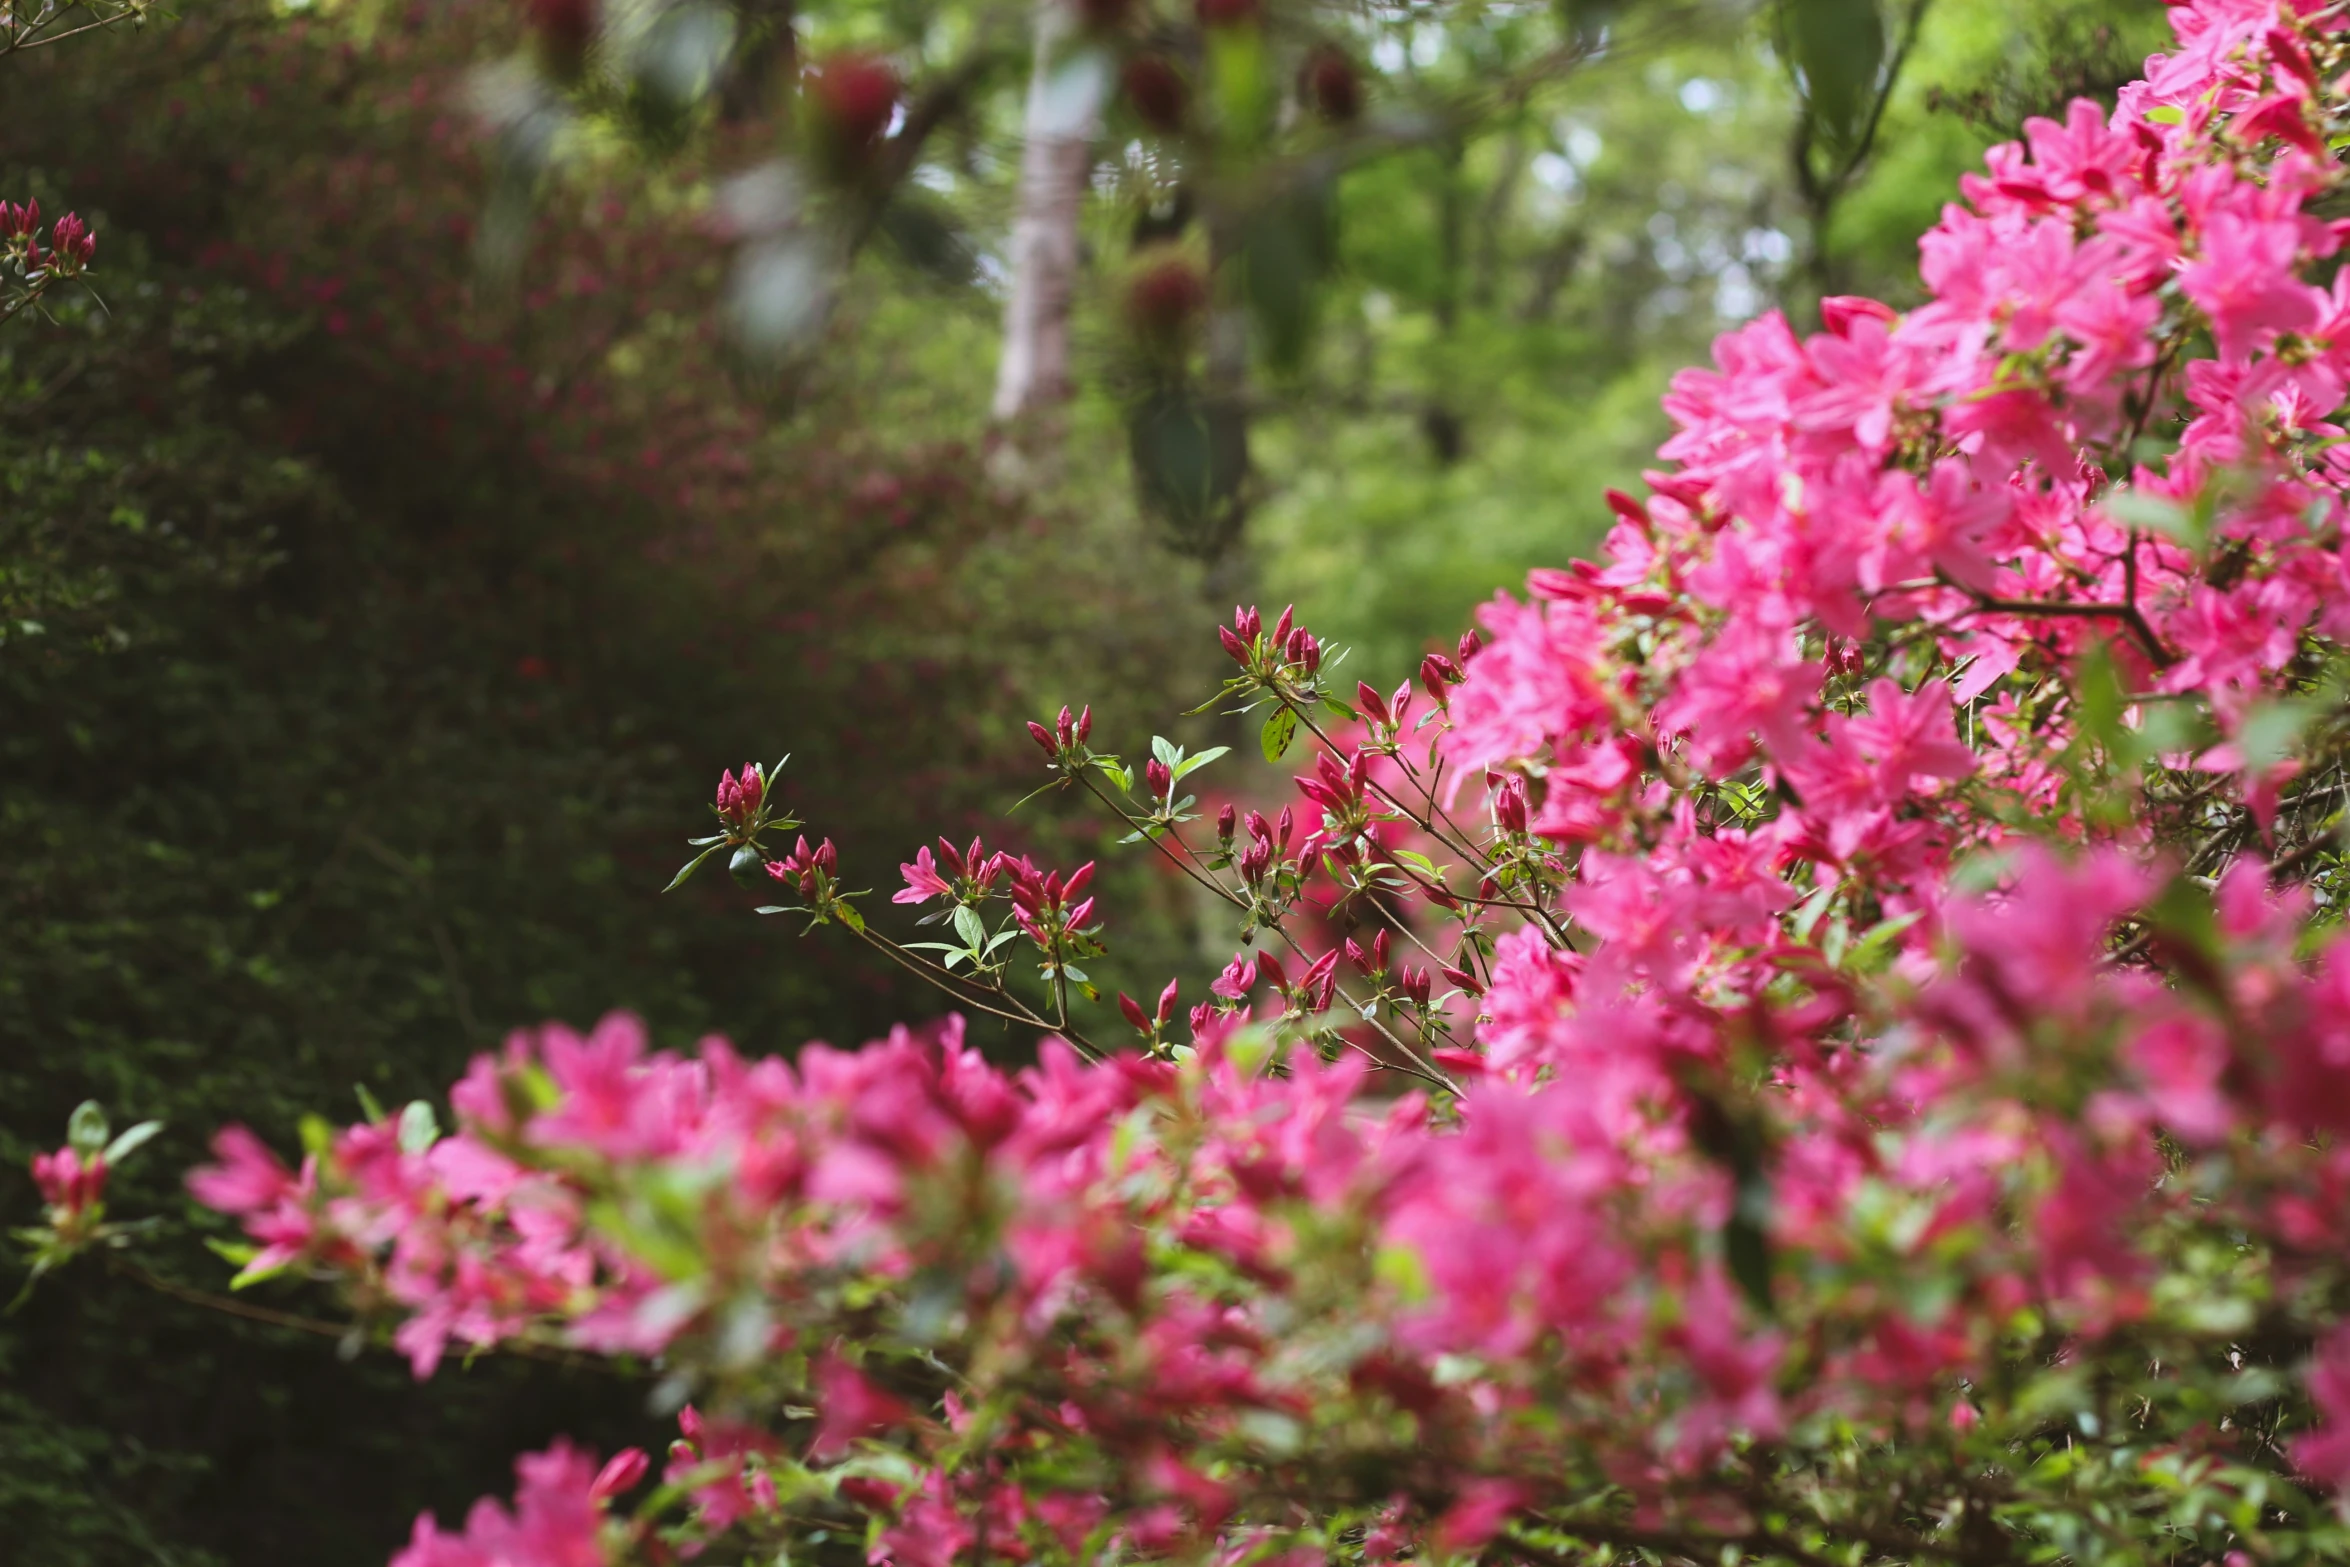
992,3,1100,424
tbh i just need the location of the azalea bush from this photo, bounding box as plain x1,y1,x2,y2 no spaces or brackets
29,2,2350,1562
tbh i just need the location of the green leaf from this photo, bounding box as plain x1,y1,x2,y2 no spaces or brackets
1171,745,1229,781
1842,911,1922,974
353,1083,388,1124
396,1100,440,1155
66,1101,109,1156
1724,1171,1776,1316
951,905,986,950
1786,0,1886,154
102,1120,165,1166
1260,707,1299,762
727,843,767,889
2236,698,2315,773
2106,489,2198,545
662,843,722,893
1151,735,1181,767
834,902,866,935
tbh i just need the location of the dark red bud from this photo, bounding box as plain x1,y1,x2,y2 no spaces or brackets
1063,861,1096,903
1271,604,1294,645
1056,705,1075,749
1156,977,1180,1024
1121,54,1188,133
1456,630,1481,666
1077,705,1093,743
1236,605,1261,640
807,53,900,176
1028,720,1056,755
1217,625,1250,664
1356,681,1390,725
1146,759,1173,796
1372,929,1390,969
1439,963,1483,997
1255,949,1288,992
1301,46,1361,123
1217,803,1237,842
1118,992,1153,1034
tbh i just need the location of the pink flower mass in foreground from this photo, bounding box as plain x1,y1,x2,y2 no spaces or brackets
54,5,2350,1563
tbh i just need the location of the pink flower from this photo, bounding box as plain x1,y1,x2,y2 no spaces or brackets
810,1349,912,1459
893,844,954,904
31,1146,105,1217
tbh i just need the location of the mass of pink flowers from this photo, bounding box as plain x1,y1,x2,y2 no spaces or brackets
23,2,2350,1562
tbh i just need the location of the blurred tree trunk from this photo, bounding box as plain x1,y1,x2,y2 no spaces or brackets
993,2,1099,423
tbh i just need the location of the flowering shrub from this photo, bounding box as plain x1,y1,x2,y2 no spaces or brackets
29,2,2350,1562
1,197,96,326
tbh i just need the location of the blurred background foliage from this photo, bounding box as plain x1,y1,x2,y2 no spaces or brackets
0,0,2165,1559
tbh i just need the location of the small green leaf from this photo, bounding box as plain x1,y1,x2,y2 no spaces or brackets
952,905,986,949
663,843,722,893
103,1120,165,1166
2106,490,2200,547
834,902,866,934
353,1084,387,1125
1171,745,1229,781
66,1102,109,1156
397,1100,440,1155
1151,735,1181,767
1260,707,1299,762
727,844,767,889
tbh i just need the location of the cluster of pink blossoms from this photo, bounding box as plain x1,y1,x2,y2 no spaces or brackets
135,4,2350,1563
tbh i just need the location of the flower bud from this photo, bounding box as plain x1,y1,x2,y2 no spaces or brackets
1056,705,1076,749
806,53,900,181
46,212,94,277
1236,605,1261,641
1077,705,1093,743
1301,46,1361,123
1495,775,1529,834
591,1448,650,1503
1356,681,1390,726
1156,977,1180,1024
1118,991,1153,1034
1027,720,1057,756
1121,54,1187,133
1456,629,1482,666
1271,604,1294,646
1372,929,1390,970
1145,758,1173,797
1255,949,1288,992
1217,803,1237,843
1439,962,1483,997
1217,625,1250,664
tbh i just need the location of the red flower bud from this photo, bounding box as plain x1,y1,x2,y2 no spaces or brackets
1076,706,1093,743
1121,54,1187,134
1301,46,1361,123
1217,803,1237,842
1356,681,1390,726
806,53,900,179
1127,252,1208,352
1255,949,1289,992
1196,0,1258,26
1118,991,1153,1034
1028,720,1056,755
1146,758,1173,797
1236,605,1261,641
1372,929,1390,970
1271,604,1294,646
1056,705,1075,749
591,1448,650,1503
1156,977,1180,1023
1456,629,1481,667
1062,861,1096,904
524,0,594,61
1217,624,1250,664
1439,962,1483,997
